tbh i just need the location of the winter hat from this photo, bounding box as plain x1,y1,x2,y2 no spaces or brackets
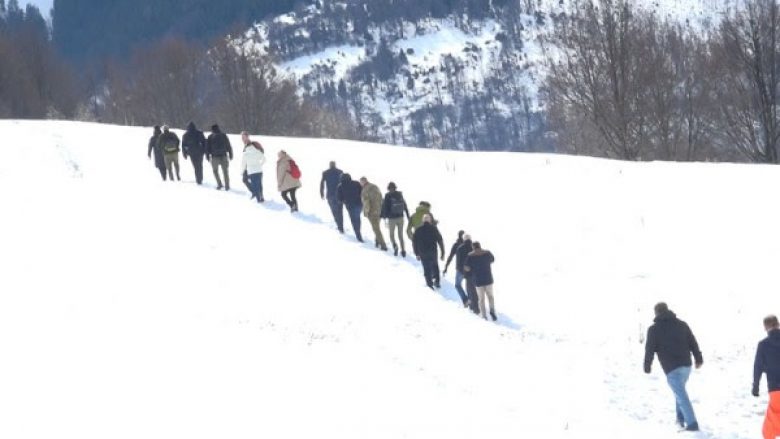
387,182,397,190
211,124,220,132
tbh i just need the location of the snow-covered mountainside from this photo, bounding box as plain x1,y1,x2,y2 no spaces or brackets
1,120,777,438
239,0,732,151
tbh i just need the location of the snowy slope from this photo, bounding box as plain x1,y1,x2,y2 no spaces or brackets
1,120,778,439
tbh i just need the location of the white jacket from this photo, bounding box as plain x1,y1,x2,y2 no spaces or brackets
241,143,266,175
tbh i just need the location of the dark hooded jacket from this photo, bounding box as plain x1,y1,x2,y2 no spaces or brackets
337,173,363,208
644,310,703,374
182,122,206,157
148,127,164,168
464,249,495,287
455,239,474,273
412,222,445,260
381,191,410,220
206,125,233,159
321,167,343,199
754,329,780,393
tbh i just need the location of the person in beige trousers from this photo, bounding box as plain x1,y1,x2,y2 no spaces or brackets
360,177,387,251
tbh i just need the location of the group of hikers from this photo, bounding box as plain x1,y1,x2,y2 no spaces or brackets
644,302,780,437
147,124,498,321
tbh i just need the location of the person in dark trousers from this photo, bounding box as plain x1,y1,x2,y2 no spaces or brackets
644,302,703,432
412,214,445,289
455,235,479,313
182,122,207,185
147,125,166,181
276,150,301,212
206,124,233,190
464,241,496,320
337,173,363,242
158,125,181,181
320,162,344,233
443,230,466,305
240,131,266,203
381,182,411,257
753,315,780,439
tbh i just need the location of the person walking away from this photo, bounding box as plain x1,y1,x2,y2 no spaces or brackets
240,131,266,203
182,122,207,185
276,150,302,212
206,124,233,190
407,201,435,240
443,231,467,307
337,173,363,242
359,177,387,251
753,315,780,439
159,125,181,181
464,242,496,320
455,235,479,313
644,302,703,432
381,182,411,257
147,126,166,181
412,214,445,289
320,162,344,233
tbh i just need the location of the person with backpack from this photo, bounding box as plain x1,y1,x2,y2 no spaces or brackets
158,125,181,181
752,315,780,439
443,231,467,306
412,214,445,289
276,150,301,212
644,302,703,432
464,242,496,320
181,122,207,185
407,201,435,240
359,177,387,251
455,234,479,313
337,173,363,242
206,124,233,190
240,131,266,203
147,125,166,181
381,182,411,257
320,162,344,233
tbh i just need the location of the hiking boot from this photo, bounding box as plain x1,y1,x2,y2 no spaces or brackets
401,250,406,258
393,247,399,256
434,282,441,289
225,185,230,191
380,245,388,251
357,237,364,243
216,185,223,190
490,310,497,321
684,423,699,432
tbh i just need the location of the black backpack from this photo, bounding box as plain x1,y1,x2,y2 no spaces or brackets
389,193,406,217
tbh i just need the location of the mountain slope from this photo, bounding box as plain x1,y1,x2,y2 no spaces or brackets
0,120,776,438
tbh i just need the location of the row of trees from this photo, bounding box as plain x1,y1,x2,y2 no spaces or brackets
545,0,780,163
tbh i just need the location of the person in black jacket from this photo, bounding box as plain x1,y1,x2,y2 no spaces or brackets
380,182,411,257
464,242,496,320
182,122,207,185
443,231,466,305
206,124,233,190
644,303,703,431
337,173,363,242
147,126,166,181
455,236,480,314
320,162,344,233
753,315,780,439
412,214,445,289
158,125,181,181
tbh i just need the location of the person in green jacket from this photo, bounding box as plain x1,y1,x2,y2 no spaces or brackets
407,201,436,240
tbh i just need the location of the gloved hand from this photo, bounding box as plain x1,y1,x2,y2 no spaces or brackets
695,361,703,369
753,385,760,397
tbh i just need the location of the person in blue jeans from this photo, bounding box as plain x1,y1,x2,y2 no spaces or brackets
337,173,363,242
644,302,703,432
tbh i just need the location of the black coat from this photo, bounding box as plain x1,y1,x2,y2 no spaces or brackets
182,123,206,157
148,134,164,168
412,222,444,259
455,240,473,273
381,191,410,219
464,250,495,287
444,238,463,270
644,311,703,374
754,329,780,393
321,167,343,199
207,131,233,159
337,175,363,208
158,131,180,154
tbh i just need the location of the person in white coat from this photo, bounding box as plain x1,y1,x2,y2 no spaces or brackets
240,131,266,203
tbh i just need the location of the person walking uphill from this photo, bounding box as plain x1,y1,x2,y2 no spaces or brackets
320,162,344,233
407,201,436,240
147,126,166,181
206,124,233,190
360,177,387,251
381,182,410,257
159,125,181,181
337,173,364,242
276,150,302,212
644,302,703,432
240,132,266,203
464,242,496,320
443,231,467,307
753,315,780,439
412,214,445,289
455,234,479,313
182,122,207,185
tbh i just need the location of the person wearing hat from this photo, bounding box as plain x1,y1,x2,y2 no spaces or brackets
337,173,364,242
182,122,207,185
206,124,233,190
644,302,703,432
147,125,166,181
359,176,387,251
158,125,181,181
753,315,780,439
381,181,411,257
320,162,345,233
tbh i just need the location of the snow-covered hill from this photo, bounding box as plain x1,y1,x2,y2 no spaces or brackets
1,120,777,438
239,0,733,151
